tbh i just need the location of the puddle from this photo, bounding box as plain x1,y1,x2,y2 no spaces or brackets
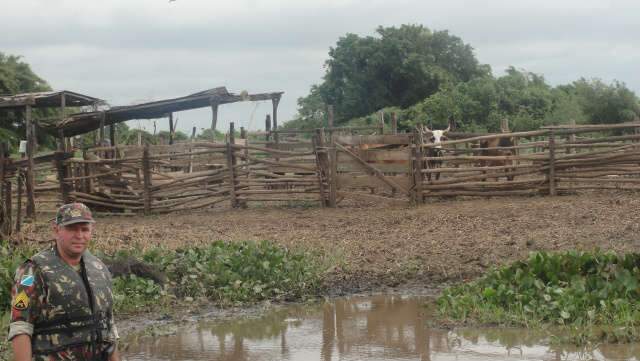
121,294,640,360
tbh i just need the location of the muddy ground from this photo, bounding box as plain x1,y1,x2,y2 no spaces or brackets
21,191,640,292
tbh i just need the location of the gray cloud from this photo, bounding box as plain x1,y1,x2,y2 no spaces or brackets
2,0,638,133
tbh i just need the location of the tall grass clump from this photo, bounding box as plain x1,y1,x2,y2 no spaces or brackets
437,250,640,343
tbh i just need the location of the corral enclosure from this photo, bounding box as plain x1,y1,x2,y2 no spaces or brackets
1,120,640,233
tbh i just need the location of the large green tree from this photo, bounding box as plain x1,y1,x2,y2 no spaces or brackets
0,53,52,147
299,24,489,124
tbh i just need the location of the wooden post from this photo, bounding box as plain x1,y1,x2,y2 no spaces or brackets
54,151,71,204
168,112,174,145
272,96,280,144
4,176,12,236
82,150,92,193
99,111,106,143
25,105,36,219
109,124,116,148
379,111,385,134
314,129,330,207
548,129,557,196
226,122,239,208
411,129,424,204
567,119,576,154
142,144,152,215
211,103,219,136
59,93,67,151
137,130,142,146
15,170,22,233
265,115,272,142
327,105,334,128
0,142,7,236
329,131,338,207
311,134,327,208
391,112,398,135
191,126,196,140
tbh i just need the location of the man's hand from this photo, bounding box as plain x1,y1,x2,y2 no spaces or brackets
11,334,32,361
109,344,121,361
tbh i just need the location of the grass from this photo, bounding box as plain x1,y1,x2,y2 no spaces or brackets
436,250,640,344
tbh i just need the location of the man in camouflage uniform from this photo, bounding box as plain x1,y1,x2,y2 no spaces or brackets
8,203,120,361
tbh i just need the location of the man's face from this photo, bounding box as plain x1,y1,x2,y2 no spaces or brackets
54,222,93,258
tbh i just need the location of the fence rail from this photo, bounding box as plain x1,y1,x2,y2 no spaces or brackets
1,121,639,236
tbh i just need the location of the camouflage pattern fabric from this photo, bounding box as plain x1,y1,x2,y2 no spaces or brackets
7,247,118,361
54,203,95,226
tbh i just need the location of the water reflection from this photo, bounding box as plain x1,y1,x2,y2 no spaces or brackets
122,294,640,361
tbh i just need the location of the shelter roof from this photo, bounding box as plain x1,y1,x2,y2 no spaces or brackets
42,87,283,137
0,90,102,109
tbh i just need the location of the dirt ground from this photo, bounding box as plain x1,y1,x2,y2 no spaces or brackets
22,191,640,292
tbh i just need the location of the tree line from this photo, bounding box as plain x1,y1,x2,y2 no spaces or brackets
287,24,640,132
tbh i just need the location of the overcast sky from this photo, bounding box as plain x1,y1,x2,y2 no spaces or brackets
2,0,639,134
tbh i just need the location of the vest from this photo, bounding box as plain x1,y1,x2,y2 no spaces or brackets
29,247,114,356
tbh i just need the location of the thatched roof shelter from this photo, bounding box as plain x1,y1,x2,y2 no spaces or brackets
42,87,283,137
0,90,102,109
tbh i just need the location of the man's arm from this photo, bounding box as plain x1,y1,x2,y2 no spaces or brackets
108,345,121,361
11,333,32,361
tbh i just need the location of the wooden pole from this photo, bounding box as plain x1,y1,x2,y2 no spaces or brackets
315,129,330,207
272,96,280,144
109,124,116,147
391,112,398,135
83,150,92,193
327,105,334,128
548,129,557,196
59,93,67,151
55,151,71,204
311,134,326,207
99,111,106,143
226,122,238,208
142,144,152,215
15,170,22,232
25,105,36,219
329,130,338,207
379,110,385,134
265,115,272,142
411,129,424,204
0,142,7,236
211,103,219,137
168,112,174,145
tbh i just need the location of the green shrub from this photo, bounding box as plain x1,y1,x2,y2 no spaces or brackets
112,274,167,313
438,250,640,333
159,240,323,304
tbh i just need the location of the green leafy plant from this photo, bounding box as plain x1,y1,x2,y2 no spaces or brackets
437,250,640,343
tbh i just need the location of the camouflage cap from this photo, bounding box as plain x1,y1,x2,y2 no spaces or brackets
55,202,95,226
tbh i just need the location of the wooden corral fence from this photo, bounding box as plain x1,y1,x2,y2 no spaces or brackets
1,121,640,237
413,122,640,202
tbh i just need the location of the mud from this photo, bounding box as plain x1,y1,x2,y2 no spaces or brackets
21,191,640,293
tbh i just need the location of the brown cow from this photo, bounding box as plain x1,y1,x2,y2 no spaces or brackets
476,135,516,181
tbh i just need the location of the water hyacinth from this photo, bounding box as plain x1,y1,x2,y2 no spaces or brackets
437,250,640,334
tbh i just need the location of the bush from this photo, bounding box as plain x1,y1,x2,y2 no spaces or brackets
437,250,640,336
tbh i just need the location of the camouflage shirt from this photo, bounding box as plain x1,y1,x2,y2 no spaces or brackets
7,254,118,361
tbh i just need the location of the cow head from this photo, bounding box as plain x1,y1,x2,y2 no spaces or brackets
418,124,450,149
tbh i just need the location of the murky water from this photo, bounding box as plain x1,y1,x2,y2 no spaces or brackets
122,294,640,361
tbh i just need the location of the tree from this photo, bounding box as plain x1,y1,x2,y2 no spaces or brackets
571,78,639,124
298,24,488,124
0,52,52,148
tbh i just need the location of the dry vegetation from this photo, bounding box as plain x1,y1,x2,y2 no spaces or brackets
19,191,640,292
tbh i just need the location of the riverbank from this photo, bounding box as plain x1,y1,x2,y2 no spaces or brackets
17,190,640,292
2,190,640,358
